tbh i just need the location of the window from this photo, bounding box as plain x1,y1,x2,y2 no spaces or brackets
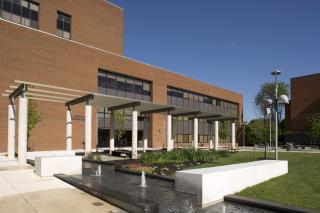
0,0,38,29
98,70,152,102
57,11,71,39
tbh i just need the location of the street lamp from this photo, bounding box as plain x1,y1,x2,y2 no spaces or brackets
271,70,289,160
265,98,273,156
271,70,281,160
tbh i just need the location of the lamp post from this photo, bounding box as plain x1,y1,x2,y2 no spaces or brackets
266,99,273,152
243,121,247,148
271,70,281,160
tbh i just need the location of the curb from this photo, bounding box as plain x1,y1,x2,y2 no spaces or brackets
224,195,319,213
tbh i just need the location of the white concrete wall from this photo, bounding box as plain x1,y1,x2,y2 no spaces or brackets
27,151,75,160
35,156,82,177
175,160,288,206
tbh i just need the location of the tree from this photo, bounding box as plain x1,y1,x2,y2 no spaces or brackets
27,99,42,150
306,113,320,144
219,120,230,141
254,82,289,121
113,110,126,142
244,118,274,146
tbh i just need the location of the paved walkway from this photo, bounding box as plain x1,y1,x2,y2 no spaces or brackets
0,166,126,213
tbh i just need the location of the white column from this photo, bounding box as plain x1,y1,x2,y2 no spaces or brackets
193,118,198,150
232,122,236,150
166,114,172,151
143,117,148,153
18,97,28,165
109,112,115,154
7,104,15,160
66,108,72,151
132,110,138,159
209,122,213,150
85,104,92,153
214,121,219,151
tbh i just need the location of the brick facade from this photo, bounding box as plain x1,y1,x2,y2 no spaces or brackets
0,0,242,152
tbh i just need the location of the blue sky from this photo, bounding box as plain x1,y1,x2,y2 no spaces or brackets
107,0,320,121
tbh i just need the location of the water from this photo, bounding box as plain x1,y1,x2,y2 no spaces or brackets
140,171,147,187
79,162,277,213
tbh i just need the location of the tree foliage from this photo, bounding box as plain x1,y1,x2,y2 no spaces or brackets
113,110,126,141
27,99,42,150
254,82,289,120
306,113,320,143
242,118,275,146
219,120,230,140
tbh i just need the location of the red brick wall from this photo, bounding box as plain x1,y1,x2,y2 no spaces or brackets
0,18,242,152
286,74,320,133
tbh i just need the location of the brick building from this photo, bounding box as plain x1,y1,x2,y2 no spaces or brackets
285,73,320,145
0,0,243,153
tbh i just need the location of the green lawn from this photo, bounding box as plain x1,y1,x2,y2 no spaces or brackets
208,151,320,211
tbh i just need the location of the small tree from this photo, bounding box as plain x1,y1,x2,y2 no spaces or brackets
27,99,42,150
307,113,320,144
113,110,126,143
219,121,229,142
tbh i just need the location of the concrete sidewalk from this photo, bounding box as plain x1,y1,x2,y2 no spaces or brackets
0,166,126,213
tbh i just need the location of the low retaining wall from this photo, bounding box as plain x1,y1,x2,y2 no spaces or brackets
35,156,82,177
27,150,75,160
175,160,288,206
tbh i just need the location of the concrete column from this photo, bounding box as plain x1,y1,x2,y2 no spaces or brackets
66,108,72,151
209,122,213,150
214,121,219,151
7,104,15,160
85,104,92,153
143,117,148,153
132,111,138,159
232,122,236,150
193,118,198,150
166,114,172,151
18,97,28,165
109,112,115,154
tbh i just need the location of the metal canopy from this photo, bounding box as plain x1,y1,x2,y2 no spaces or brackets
207,115,238,122
2,80,237,120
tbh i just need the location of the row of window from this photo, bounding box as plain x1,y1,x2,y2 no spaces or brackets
168,87,238,116
168,87,238,109
98,70,152,102
0,0,38,28
0,0,72,39
97,107,146,130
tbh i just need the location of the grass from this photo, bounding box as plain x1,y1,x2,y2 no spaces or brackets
234,151,320,211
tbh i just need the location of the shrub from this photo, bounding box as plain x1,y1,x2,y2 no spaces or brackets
139,149,229,165
87,152,102,161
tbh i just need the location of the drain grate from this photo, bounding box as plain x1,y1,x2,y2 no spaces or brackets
92,201,104,206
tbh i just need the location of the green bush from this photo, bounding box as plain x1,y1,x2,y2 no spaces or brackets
87,152,102,161
139,149,229,165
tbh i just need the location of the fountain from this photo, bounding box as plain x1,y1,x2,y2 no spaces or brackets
93,165,101,176
140,171,147,187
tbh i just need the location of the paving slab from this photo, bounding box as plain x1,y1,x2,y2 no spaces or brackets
0,168,126,213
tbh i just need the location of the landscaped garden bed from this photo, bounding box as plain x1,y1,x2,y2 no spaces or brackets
121,148,230,177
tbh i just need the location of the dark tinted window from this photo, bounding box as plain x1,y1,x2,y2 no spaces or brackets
57,11,71,39
0,0,39,29
98,70,152,102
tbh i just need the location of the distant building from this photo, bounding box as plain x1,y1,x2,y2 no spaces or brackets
285,73,320,145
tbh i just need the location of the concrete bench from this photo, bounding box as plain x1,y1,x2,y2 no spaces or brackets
35,156,82,177
175,160,288,207
27,150,75,160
